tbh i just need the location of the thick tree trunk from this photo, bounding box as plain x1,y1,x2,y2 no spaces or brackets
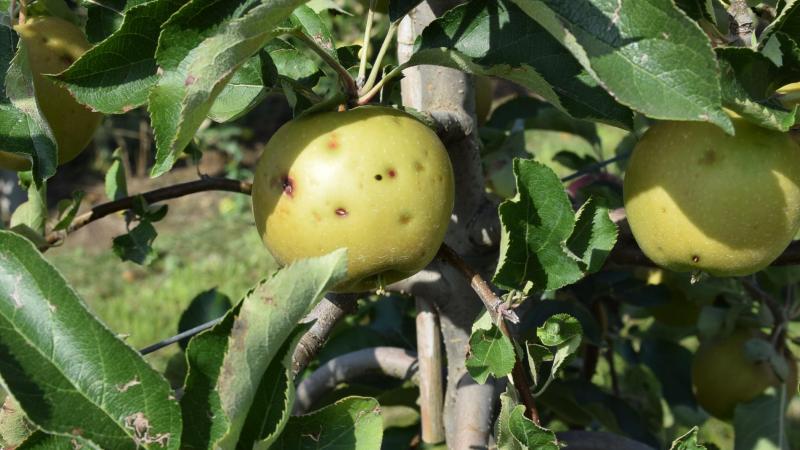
395,2,501,447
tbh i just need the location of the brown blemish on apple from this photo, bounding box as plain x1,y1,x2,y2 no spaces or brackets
698,149,717,165
327,132,339,150
374,174,383,181
335,208,348,217
313,211,321,222
414,161,424,172
692,255,700,263
399,213,412,224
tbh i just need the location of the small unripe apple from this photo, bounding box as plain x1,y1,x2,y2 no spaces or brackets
624,117,800,276
251,106,455,292
0,17,103,171
692,328,798,419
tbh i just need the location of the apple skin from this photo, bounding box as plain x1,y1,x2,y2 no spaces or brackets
691,328,798,420
0,17,103,171
623,117,800,276
251,106,455,292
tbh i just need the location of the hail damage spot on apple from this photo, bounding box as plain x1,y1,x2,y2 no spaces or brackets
282,176,294,196
327,133,339,150
374,174,383,181
388,169,397,178
335,208,348,217
399,213,412,224
692,255,700,263
414,161,424,172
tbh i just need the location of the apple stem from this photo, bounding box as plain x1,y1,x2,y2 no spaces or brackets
356,64,404,105
359,21,398,97
356,1,376,88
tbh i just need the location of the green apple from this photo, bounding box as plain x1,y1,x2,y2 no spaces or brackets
251,106,455,292
623,116,800,276
692,328,798,419
0,17,103,171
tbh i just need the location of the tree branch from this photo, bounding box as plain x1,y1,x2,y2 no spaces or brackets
415,297,445,444
293,346,418,414
44,177,251,248
292,293,361,376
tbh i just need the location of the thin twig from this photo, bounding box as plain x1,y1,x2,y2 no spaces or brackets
292,293,361,375
43,177,251,248
359,21,398,96
357,65,404,105
560,151,631,183
415,297,445,444
139,317,222,355
742,277,788,349
437,244,541,423
436,244,518,324
356,1,376,88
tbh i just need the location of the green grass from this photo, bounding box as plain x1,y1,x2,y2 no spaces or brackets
46,204,275,371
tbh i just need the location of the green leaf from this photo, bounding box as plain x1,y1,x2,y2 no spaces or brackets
180,249,347,448
534,314,582,394
18,431,102,449
0,28,58,181
52,190,84,231
148,0,307,177
56,0,188,114
760,1,800,48
410,0,633,128
733,388,789,450
291,4,338,63
513,0,733,134
9,181,46,235
0,230,181,449
112,220,158,265
83,0,128,43
566,198,617,274
716,47,797,131
507,405,558,449
176,288,231,350
207,51,270,123
495,388,524,450
669,427,708,450
271,396,383,449
493,159,583,292
105,148,128,201
465,325,516,384
673,0,715,22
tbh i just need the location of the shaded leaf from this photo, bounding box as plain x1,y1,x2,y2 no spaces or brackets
513,0,733,133
57,0,188,114
0,231,181,449
271,396,383,450
733,388,789,450
507,405,558,449
465,325,516,384
410,0,633,128
566,197,617,274
105,148,128,201
112,220,158,265
52,190,84,231
176,288,232,350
